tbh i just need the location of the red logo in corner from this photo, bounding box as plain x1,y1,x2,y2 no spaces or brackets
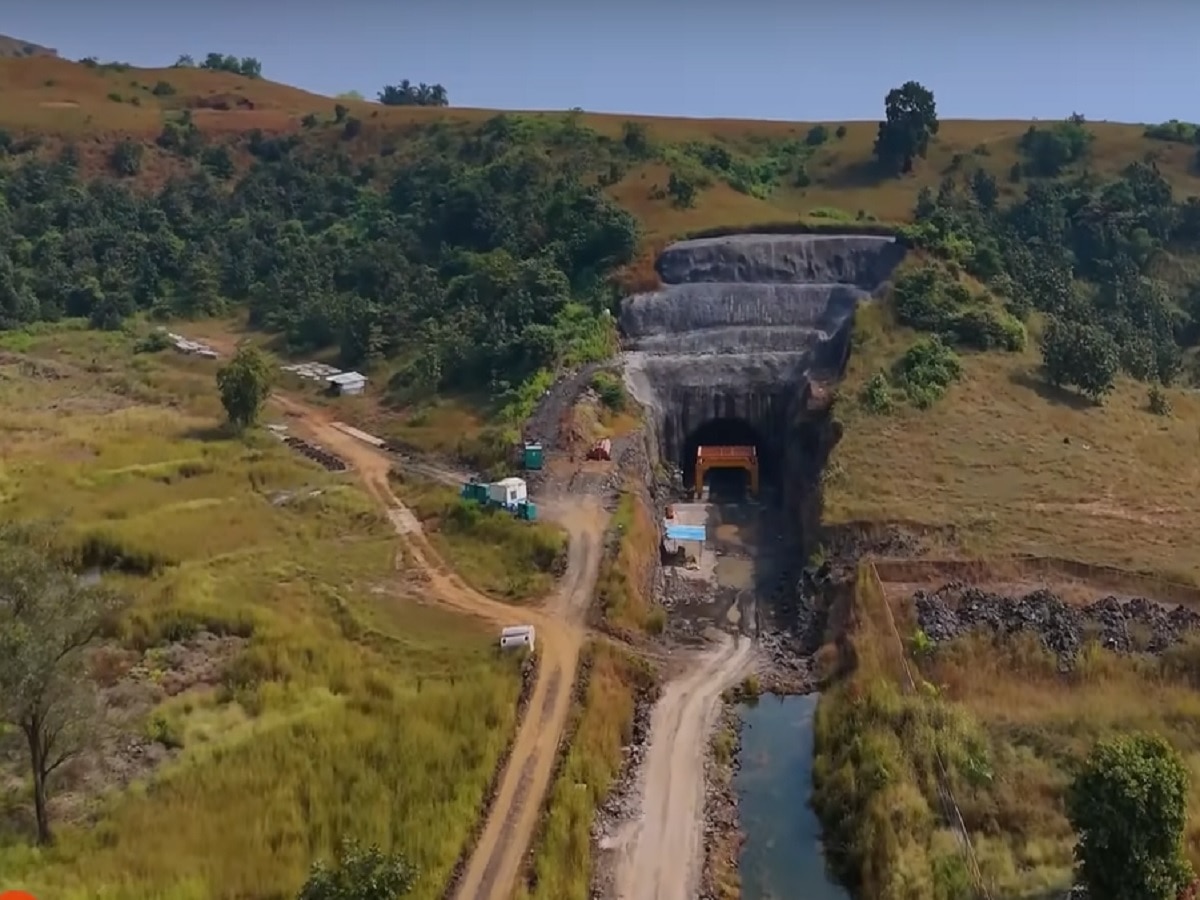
1,891,37,900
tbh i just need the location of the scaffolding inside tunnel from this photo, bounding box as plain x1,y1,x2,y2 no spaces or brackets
694,444,759,497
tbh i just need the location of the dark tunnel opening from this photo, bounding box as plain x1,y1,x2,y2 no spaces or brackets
681,417,774,501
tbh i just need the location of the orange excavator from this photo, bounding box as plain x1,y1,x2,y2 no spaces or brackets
694,444,759,496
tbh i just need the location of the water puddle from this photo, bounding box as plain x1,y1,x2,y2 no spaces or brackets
736,693,849,900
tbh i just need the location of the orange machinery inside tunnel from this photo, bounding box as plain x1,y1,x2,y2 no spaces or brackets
694,444,759,496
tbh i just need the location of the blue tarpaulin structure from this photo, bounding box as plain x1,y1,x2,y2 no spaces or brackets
664,523,706,542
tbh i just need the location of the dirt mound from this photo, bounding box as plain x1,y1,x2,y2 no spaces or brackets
914,582,1200,662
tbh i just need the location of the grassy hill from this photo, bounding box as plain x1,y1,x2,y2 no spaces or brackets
5,51,1200,899
4,55,1200,237
1,54,1198,578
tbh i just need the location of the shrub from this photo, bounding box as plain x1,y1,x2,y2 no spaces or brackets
806,124,829,146
591,370,626,411
860,372,894,414
892,336,963,408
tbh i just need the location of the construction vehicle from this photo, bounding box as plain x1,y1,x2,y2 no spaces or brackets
460,476,538,521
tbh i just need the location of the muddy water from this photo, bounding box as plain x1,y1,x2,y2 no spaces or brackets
736,694,849,900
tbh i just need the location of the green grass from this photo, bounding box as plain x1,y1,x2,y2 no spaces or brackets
596,486,664,635
516,642,653,900
0,325,523,900
391,473,568,602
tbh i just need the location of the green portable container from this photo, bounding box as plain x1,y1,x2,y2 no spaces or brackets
516,501,538,521
521,442,544,471
460,481,489,504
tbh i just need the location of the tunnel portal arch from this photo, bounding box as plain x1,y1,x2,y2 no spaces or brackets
682,417,772,499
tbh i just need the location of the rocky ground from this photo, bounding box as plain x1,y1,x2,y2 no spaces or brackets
590,685,655,899
699,703,743,900
914,582,1200,662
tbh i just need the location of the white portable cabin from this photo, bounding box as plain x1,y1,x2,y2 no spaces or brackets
499,625,535,651
488,477,527,507
326,371,367,396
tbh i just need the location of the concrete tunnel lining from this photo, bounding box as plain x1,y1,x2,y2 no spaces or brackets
619,233,905,484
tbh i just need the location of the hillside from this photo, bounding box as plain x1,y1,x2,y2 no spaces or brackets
0,54,1197,558
0,33,57,59
5,52,1200,900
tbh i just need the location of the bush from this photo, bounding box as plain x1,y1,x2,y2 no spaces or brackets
949,306,1026,352
591,370,626,411
859,372,894,414
892,264,1024,353
151,80,176,97
1149,383,1172,416
108,139,144,177
134,331,171,354
805,124,829,146
1144,120,1198,144
892,336,963,408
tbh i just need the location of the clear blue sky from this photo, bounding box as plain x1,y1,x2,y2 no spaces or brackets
6,3,1199,123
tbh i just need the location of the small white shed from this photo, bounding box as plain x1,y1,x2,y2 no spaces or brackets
488,477,527,507
499,625,535,651
326,371,367,396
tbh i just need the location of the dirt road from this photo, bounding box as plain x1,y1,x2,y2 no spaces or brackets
611,634,755,900
269,392,608,900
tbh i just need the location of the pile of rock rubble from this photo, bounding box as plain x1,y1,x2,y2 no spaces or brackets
914,582,1200,662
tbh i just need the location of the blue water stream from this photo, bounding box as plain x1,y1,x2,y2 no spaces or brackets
735,693,851,900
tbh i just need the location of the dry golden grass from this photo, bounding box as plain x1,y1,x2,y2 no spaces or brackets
881,574,1200,897
826,303,1200,583
0,321,523,900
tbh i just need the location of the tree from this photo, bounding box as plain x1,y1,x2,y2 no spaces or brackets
0,528,121,845
216,344,273,431
1041,316,1119,402
297,839,416,900
874,81,939,175
377,80,448,107
109,139,144,177
1067,734,1194,900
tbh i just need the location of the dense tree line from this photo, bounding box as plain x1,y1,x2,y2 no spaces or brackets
171,53,262,78
905,144,1200,401
0,120,638,405
378,80,449,107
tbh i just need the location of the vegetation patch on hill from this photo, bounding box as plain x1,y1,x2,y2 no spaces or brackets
0,325,522,900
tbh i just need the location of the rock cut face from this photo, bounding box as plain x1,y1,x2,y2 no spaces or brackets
619,233,905,476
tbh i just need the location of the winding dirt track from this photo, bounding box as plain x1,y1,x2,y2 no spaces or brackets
612,634,755,900
269,393,608,900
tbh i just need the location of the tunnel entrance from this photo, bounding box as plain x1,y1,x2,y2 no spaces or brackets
682,417,772,501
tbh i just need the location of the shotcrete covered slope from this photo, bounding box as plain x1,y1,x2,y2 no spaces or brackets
620,233,905,466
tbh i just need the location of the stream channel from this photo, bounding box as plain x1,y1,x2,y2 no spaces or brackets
735,693,849,900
